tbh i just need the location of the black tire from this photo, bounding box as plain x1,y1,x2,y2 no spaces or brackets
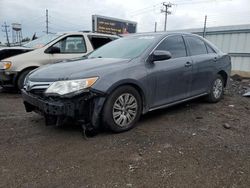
206,74,224,103
0,86,18,93
17,69,33,90
102,86,142,133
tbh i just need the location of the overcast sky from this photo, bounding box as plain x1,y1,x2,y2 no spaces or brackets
0,0,250,43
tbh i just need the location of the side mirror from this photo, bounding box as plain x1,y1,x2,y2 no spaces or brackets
151,50,172,62
45,46,61,54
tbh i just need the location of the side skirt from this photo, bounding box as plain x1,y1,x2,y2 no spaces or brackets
148,93,208,112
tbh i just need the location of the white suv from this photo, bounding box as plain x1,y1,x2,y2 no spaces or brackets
0,32,119,89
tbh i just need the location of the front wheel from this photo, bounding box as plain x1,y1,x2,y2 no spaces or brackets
206,74,224,103
17,69,33,90
102,86,142,133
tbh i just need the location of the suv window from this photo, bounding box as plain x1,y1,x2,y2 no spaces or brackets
185,36,207,56
88,35,116,49
52,35,86,53
156,35,187,58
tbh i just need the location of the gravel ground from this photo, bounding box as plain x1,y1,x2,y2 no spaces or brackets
0,79,250,188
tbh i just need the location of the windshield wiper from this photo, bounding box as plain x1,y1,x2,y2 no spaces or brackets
89,56,102,59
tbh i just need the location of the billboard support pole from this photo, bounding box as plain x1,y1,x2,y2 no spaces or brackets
203,15,207,38
154,22,157,32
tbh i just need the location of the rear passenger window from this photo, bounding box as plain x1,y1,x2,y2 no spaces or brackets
156,35,187,58
185,36,207,56
88,35,116,49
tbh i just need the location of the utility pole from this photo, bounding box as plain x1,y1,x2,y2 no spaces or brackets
154,22,157,32
161,2,172,32
203,15,207,38
2,22,10,46
46,9,49,34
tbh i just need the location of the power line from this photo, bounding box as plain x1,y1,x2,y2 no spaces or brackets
49,13,86,29
20,16,44,25
46,9,49,34
42,9,54,34
161,2,173,31
173,0,232,5
130,6,162,17
128,3,162,14
1,22,10,46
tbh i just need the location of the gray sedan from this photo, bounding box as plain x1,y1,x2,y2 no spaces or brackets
22,32,231,133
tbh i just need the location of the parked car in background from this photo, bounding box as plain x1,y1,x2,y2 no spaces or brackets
0,32,119,89
0,34,62,60
22,32,231,133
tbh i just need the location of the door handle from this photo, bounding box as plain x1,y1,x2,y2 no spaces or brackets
185,62,192,67
214,57,218,62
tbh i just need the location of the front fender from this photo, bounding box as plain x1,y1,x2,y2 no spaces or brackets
105,79,149,114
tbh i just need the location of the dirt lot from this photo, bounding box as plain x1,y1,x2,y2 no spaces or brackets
0,79,250,188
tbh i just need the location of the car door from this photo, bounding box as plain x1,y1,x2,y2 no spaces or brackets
46,35,88,64
184,35,218,96
148,35,193,108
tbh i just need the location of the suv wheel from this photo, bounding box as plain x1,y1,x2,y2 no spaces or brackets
206,74,224,103
102,86,142,133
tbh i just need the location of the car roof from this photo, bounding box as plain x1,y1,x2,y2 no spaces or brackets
122,32,198,38
127,31,221,53
56,31,119,38
0,46,32,50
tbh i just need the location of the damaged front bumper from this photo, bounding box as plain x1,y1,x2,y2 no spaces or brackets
21,89,106,128
0,70,17,87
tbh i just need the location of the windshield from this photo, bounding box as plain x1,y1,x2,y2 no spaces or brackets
88,35,157,59
23,34,61,49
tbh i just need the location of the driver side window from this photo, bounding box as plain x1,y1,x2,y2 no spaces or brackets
156,35,187,59
52,36,86,53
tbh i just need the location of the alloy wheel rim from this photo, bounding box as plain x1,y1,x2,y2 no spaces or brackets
213,78,223,99
112,93,138,127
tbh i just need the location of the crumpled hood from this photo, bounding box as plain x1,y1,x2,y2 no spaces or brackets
28,58,130,82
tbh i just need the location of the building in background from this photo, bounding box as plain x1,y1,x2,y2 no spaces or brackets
171,24,250,77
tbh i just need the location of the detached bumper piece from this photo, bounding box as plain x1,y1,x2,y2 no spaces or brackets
21,89,93,126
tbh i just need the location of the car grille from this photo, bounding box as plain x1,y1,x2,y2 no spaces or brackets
24,80,52,98
29,88,46,98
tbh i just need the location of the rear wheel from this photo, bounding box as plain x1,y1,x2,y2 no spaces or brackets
206,74,224,103
102,86,142,133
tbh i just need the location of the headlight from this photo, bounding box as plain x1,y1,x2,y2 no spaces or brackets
0,61,12,70
45,77,98,96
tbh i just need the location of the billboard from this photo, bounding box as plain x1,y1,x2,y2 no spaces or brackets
92,15,137,35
